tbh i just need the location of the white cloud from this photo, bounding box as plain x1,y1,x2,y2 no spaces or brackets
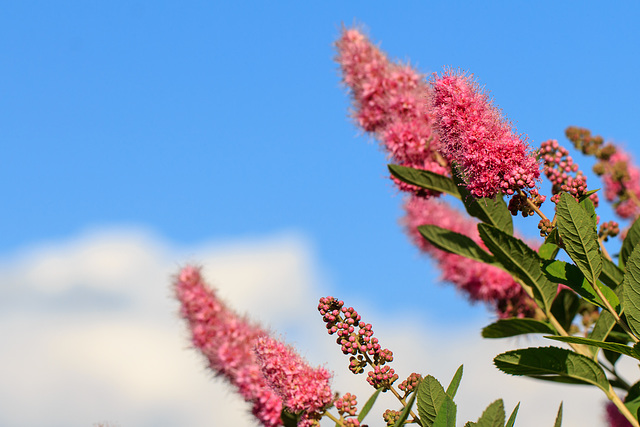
0,228,623,426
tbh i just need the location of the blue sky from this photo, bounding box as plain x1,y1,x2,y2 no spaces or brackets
1,2,640,426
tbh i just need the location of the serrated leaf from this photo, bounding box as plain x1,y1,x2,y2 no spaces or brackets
446,365,463,399
433,395,456,427
542,260,619,311
601,257,625,289
621,217,640,269
474,399,505,427
580,197,597,228
545,335,640,359
539,242,560,260
482,318,556,338
393,391,417,427
478,224,557,313
622,245,640,338
579,188,600,201
417,375,446,427
505,403,520,427
389,164,460,199
452,172,513,235
545,227,562,247
554,402,563,427
418,225,497,265
493,346,610,392
556,192,602,287
551,289,581,332
589,309,617,343
357,388,381,422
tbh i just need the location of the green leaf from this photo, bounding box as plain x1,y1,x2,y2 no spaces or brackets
580,197,597,228
493,346,610,392
554,402,563,427
625,394,640,425
417,375,446,427
280,409,300,427
482,318,556,338
505,403,520,427
622,245,640,338
452,172,513,235
601,257,625,290
578,188,600,201
478,223,557,313
539,242,560,260
433,395,456,427
545,335,640,359
388,164,460,199
551,289,581,332
446,365,463,400
357,388,381,422
621,217,640,269
542,260,619,311
556,192,602,287
545,227,562,247
393,391,417,427
418,225,497,265
589,309,617,343
474,399,505,427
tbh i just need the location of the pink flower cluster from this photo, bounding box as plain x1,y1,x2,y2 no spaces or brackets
431,70,540,199
601,149,640,219
255,336,333,426
605,402,633,427
336,27,447,196
175,266,335,426
403,195,535,318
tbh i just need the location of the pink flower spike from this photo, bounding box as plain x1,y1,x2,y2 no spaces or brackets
431,70,540,199
255,336,333,424
174,266,283,427
335,27,447,197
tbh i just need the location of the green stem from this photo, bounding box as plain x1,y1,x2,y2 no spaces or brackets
606,385,640,427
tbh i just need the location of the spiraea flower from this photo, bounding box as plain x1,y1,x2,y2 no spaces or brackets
431,70,540,200
336,27,447,196
403,195,536,318
255,336,333,426
174,266,282,427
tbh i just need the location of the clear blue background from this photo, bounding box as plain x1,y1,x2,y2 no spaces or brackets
2,2,639,323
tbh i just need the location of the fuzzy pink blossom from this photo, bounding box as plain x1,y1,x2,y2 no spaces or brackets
336,28,447,196
174,266,283,427
605,402,633,427
255,336,333,426
431,70,540,199
601,149,640,220
403,195,535,317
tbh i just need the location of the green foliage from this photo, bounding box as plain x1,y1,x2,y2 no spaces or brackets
452,172,513,235
550,289,580,332
620,216,640,269
446,365,464,399
542,260,619,311
538,242,560,260
505,403,520,427
623,246,640,338
556,193,602,286
393,391,417,427
418,225,497,265
545,335,640,359
493,347,610,392
357,389,381,422
478,224,557,313
280,409,299,427
473,399,505,427
432,396,456,427
482,318,556,338
553,402,563,427
417,375,447,427
601,257,625,289
388,164,460,199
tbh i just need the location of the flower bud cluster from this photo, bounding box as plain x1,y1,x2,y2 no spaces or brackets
383,409,401,426
538,218,554,238
565,127,640,220
398,372,422,397
539,139,598,206
318,296,397,390
599,221,620,242
334,393,358,417
507,191,546,217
